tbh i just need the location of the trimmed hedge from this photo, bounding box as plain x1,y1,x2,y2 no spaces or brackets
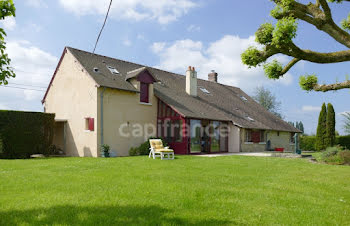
300,136,317,151
0,110,55,159
336,135,350,149
300,135,350,151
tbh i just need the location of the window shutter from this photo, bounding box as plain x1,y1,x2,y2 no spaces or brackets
89,118,94,131
140,83,149,103
252,131,260,143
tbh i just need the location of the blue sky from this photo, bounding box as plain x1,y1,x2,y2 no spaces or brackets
0,0,349,134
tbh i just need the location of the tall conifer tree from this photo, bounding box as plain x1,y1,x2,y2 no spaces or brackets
316,103,327,151
326,103,336,147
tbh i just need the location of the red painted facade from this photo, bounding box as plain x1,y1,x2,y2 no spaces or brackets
157,99,229,155
157,99,188,154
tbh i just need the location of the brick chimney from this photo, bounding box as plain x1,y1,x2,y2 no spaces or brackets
208,70,218,82
186,66,197,96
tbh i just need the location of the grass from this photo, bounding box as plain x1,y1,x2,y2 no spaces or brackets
0,156,349,225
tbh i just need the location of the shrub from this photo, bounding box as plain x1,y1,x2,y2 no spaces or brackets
129,137,168,156
0,110,55,159
319,146,343,165
320,146,340,159
300,135,316,151
339,150,350,165
129,147,139,156
101,144,110,157
318,146,350,165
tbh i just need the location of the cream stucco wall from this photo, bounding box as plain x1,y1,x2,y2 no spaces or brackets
228,124,240,153
240,129,295,152
97,84,158,157
44,50,99,157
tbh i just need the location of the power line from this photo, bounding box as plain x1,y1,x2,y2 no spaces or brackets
8,82,47,89
0,85,45,92
93,0,113,53
13,68,50,76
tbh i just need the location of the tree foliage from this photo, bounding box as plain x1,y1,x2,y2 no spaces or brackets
0,0,16,85
325,103,336,147
288,121,305,133
296,121,304,134
343,112,350,134
316,103,327,151
252,86,283,118
241,0,350,92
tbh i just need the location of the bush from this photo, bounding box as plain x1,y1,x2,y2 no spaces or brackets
300,135,316,151
339,151,350,165
129,137,168,156
0,110,55,159
318,146,350,165
129,147,139,156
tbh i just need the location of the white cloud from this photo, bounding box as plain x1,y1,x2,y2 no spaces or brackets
123,38,132,47
59,0,197,24
151,42,166,54
187,24,200,32
25,0,48,8
0,41,58,109
151,35,293,92
1,16,16,31
302,105,321,112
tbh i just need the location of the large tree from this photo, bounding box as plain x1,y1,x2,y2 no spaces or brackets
0,0,16,85
342,112,350,134
241,0,350,92
252,86,283,118
325,103,336,147
316,103,327,151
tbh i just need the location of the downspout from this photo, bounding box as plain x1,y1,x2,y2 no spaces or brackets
100,87,106,151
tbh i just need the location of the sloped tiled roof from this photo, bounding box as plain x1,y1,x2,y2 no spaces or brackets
65,47,300,132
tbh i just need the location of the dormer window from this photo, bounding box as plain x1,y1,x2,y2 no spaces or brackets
240,96,248,101
125,67,156,105
140,82,149,103
199,87,210,94
107,65,119,74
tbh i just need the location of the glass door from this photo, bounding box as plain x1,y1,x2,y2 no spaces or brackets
210,121,220,153
201,120,210,153
190,120,201,153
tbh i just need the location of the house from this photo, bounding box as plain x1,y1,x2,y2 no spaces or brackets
42,47,300,157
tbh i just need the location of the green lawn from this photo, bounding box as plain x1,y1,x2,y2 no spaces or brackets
0,156,349,225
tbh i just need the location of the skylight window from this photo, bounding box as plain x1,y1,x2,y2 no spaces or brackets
246,116,255,122
107,65,119,74
240,96,248,101
199,87,210,94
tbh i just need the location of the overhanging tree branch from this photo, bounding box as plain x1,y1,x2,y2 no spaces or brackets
241,0,350,92
314,80,350,92
281,58,300,75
